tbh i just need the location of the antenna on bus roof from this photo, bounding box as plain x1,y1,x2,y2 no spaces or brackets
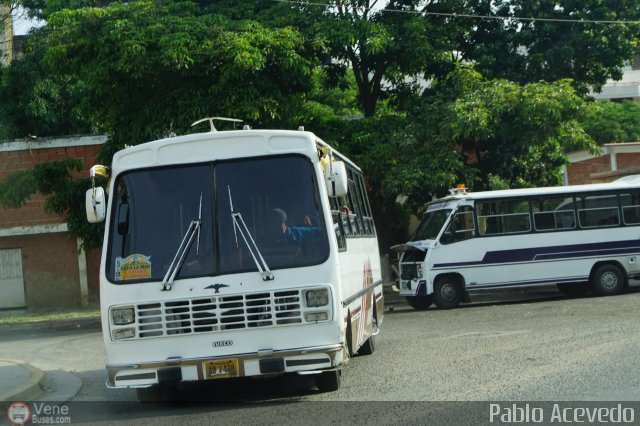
191,117,244,132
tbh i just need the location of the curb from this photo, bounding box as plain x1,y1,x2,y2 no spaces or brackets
0,316,102,335
0,360,44,402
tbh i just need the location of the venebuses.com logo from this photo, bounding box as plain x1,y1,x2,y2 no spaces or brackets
6,401,71,424
6,402,30,425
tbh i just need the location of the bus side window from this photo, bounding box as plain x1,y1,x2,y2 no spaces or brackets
332,210,347,250
330,198,347,250
621,191,640,225
578,193,620,228
441,206,475,244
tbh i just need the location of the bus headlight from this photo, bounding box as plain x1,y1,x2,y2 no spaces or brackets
112,307,135,325
305,289,329,307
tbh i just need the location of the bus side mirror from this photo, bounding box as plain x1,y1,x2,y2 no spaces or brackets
86,187,106,223
325,161,348,197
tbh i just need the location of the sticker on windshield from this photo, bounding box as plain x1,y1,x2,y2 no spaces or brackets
115,254,152,281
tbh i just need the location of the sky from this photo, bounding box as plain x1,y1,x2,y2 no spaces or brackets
12,6,43,36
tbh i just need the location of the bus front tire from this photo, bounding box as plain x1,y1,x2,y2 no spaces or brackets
358,310,377,356
316,370,341,392
405,296,433,310
590,264,624,296
433,276,462,309
358,334,375,355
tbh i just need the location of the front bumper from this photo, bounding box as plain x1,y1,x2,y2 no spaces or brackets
106,343,344,388
398,279,428,297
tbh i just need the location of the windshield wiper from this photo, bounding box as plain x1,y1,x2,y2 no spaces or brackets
228,186,274,281
161,192,203,291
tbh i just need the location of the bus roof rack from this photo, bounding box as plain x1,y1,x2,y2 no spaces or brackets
191,117,244,132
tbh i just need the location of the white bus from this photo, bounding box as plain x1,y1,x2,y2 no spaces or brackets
85,122,384,400
394,178,640,309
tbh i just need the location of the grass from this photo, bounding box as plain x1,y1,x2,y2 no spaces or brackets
0,304,100,325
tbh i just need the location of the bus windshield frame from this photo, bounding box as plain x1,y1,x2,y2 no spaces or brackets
105,154,330,284
412,207,453,241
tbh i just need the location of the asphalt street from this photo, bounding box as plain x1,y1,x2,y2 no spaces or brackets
2,288,640,424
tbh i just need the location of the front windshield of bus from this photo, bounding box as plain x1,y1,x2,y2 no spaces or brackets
106,155,329,284
412,208,452,241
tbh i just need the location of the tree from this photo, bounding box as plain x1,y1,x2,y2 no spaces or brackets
408,67,598,199
580,99,640,145
0,0,317,247
34,0,316,161
301,0,447,117
426,0,640,94
0,41,97,139
0,158,105,249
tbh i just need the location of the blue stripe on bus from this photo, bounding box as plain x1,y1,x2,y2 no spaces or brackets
433,239,640,269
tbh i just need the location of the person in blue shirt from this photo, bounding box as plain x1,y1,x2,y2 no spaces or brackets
270,208,319,242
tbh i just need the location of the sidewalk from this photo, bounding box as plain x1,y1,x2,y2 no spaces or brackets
0,360,44,402
0,312,100,403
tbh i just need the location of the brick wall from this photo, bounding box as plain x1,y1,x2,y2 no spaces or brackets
86,248,101,302
616,153,640,170
565,156,611,185
0,143,103,228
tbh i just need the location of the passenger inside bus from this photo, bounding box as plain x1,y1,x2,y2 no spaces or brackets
268,208,320,244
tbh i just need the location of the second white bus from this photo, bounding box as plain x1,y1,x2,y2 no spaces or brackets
394,178,640,309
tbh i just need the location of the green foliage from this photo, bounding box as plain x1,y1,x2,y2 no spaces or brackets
581,100,640,144
412,67,598,194
0,37,98,139
0,158,105,249
290,0,444,117
429,0,640,94
0,169,37,208
38,0,315,151
8,0,640,251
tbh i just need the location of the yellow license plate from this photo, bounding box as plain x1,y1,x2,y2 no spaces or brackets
204,359,239,379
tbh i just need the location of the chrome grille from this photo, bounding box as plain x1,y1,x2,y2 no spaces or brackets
135,290,302,339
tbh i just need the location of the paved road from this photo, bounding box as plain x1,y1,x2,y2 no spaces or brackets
2,288,640,423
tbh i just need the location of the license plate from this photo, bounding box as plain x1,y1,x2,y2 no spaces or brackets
204,359,239,379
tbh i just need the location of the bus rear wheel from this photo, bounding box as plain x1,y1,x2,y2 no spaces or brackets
590,264,624,296
433,276,462,309
405,296,433,310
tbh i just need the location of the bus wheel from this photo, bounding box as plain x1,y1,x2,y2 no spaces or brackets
590,264,624,296
405,296,433,310
557,282,589,297
358,315,376,356
433,276,462,309
346,316,354,357
316,370,341,392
